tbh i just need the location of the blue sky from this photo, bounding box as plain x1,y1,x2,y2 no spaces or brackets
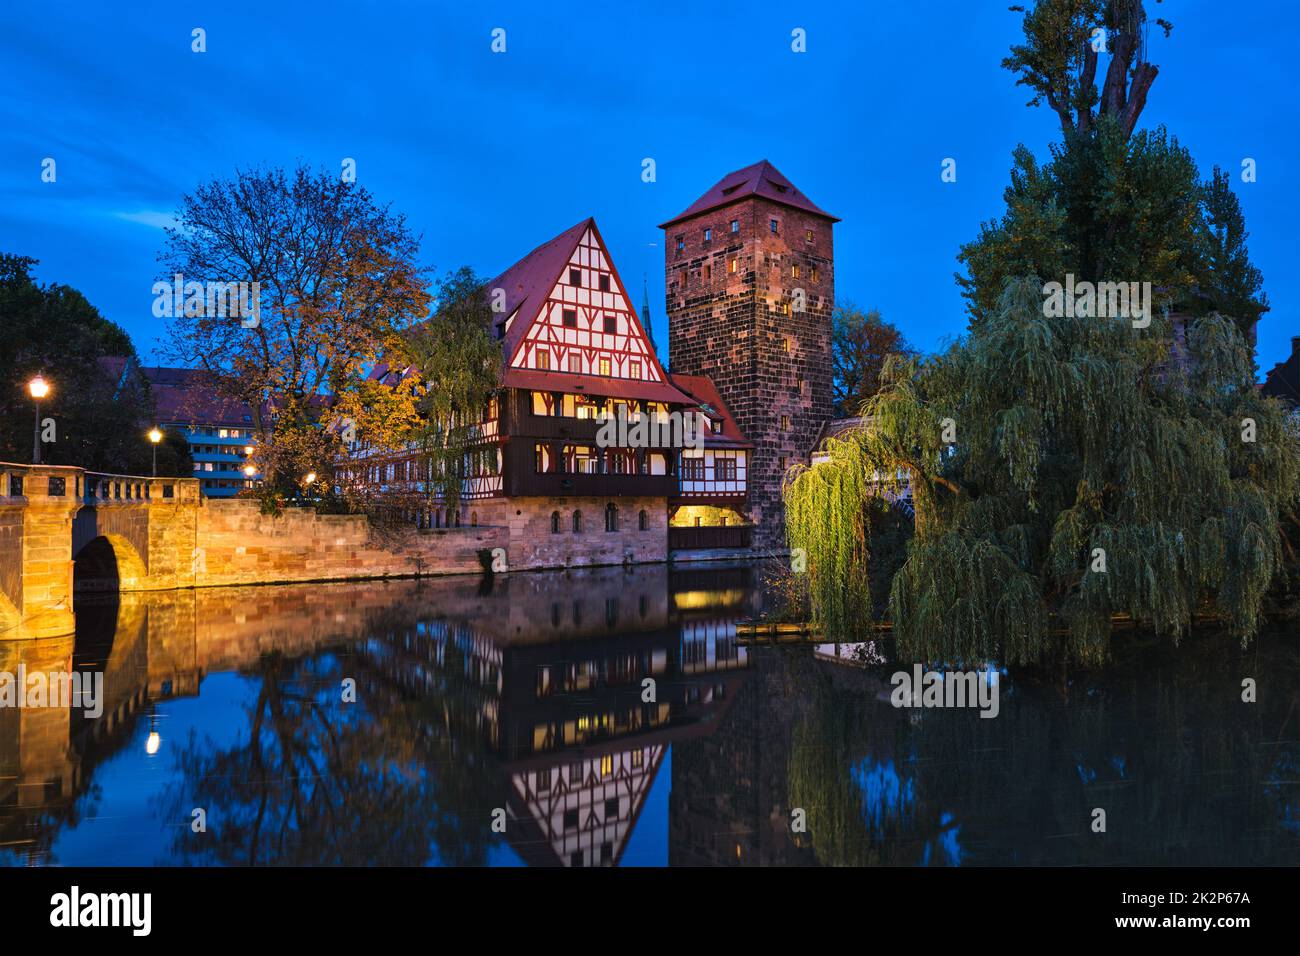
1,0,1296,373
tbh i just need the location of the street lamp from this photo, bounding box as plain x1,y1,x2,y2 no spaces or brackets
148,427,163,476
28,375,49,465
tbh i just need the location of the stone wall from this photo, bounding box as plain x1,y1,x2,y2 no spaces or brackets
471,496,667,570
191,499,504,587
666,195,835,550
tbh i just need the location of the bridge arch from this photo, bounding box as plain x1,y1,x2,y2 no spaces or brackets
73,533,149,593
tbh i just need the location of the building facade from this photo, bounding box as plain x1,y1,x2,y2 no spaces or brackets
661,161,837,549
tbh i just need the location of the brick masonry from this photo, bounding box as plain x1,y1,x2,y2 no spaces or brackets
665,196,835,550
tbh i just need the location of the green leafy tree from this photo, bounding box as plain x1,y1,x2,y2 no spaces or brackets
0,254,165,472
787,0,1299,663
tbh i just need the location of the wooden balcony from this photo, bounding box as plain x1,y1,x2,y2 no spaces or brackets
668,525,753,550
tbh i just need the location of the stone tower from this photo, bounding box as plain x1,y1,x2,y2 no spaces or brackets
661,161,836,550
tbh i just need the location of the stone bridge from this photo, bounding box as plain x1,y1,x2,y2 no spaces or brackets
0,462,507,641
0,463,201,640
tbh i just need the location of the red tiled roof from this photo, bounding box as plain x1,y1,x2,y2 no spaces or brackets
504,368,696,406
659,160,839,228
488,218,593,360
668,373,751,446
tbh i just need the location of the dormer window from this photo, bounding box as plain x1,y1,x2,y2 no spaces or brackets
711,418,722,434
570,268,582,286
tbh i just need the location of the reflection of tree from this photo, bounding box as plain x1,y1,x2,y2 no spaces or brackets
785,632,1300,866
160,646,499,866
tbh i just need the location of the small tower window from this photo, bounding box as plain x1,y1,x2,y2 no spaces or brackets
791,264,801,279
770,219,779,234
703,228,712,242
811,267,821,282
805,229,815,242
570,268,582,286
781,415,791,430
678,269,687,285
730,219,739,233
728,259,738,274
676,235,685,252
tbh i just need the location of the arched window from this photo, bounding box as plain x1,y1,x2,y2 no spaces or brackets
572,510,583,533
605,503,618,533
551,511,561,533
638,509,649,531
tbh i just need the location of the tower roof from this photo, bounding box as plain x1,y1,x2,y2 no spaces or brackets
658,160,839,229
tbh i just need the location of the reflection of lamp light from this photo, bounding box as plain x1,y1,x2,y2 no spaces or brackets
145,706,161,755
28,375,49,464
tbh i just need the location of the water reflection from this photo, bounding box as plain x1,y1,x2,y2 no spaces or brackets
1,564,1297,866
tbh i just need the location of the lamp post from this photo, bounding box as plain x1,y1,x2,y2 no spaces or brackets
28,375,49,465
243,462,256,489
148,427,163,477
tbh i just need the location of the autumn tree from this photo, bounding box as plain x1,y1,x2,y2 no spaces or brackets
831,306,914,417
331,267,501,516
159,165,431,491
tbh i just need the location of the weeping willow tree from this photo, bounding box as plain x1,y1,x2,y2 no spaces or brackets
788,0,1299,663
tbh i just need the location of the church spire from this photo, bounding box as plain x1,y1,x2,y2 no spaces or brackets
642,274,659,361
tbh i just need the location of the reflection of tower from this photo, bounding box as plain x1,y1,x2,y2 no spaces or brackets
668,645,816,866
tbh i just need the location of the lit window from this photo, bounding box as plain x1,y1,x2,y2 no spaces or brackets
791,264,800,279
811,267,820,282
600,755,613,777
629,360,641,379
805,229,814,242
781,415,790,430
728,259,738,274
599,357,611,376
536,350,550,370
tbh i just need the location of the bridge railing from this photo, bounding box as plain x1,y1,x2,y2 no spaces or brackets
82,472,201,505
0,462,199,506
